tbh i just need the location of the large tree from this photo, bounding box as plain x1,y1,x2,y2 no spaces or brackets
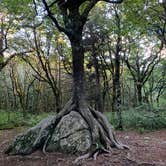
5,0,127,161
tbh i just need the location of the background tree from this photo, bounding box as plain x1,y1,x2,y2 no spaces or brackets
21,24,64,113
124,36,162,105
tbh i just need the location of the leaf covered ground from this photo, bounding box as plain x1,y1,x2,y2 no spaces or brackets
0,128,165,166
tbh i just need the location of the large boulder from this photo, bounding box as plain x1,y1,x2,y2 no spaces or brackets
46,111,92,154
6,111,92,155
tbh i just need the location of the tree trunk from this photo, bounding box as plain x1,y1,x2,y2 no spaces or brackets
156,96,160,107
137,84,142,105
113,58,123,129
112,37,122,129
55,93,61,113
71,38,85,103
112,77,116,112
0,18,4,70
92,49,103,112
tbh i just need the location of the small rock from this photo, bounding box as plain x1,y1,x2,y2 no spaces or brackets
144,137,150,140
125,136,129,139
160,141,166,145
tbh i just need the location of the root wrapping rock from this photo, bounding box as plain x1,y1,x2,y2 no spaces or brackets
5,102,128,157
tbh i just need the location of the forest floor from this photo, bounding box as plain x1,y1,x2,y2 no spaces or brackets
0,128,165,166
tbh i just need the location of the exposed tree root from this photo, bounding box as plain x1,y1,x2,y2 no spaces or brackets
73,152,91,163
5,98,128,161
73,147,112,163
42,134,51,155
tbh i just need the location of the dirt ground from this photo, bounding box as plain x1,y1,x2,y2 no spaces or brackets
0,128,165,166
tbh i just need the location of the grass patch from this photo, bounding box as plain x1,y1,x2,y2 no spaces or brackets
0,107,166,132
0,110,53,130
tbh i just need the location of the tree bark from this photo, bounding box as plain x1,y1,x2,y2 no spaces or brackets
136,83,142,105
0,17,4,69
112,56,122,129
70,37,85,103
111,35,122,129
92,49,103,112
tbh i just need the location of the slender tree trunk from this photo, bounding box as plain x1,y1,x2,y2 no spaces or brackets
137,84,142,105
156,96,160,107
92,50,103,112
111,36,123,129
58,54,62,111
114,55,122,129
101,65,109,111
55,93,61,113
156,88,162,107
112,77,116,112
0,18,4,69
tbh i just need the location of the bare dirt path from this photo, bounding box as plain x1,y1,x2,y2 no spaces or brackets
0,128,165,166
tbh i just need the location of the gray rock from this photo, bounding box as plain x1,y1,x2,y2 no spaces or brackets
6,116,56,155
46,111,91,154
6,126,40,155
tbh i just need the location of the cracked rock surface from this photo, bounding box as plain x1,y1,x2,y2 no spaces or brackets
46,111,91,154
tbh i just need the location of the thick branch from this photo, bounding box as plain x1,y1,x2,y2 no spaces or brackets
42,0,67,34
0,51,32,71
81,0,98,21
125,58,137,82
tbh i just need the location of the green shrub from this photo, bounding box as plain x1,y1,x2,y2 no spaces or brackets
105,107,166,132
